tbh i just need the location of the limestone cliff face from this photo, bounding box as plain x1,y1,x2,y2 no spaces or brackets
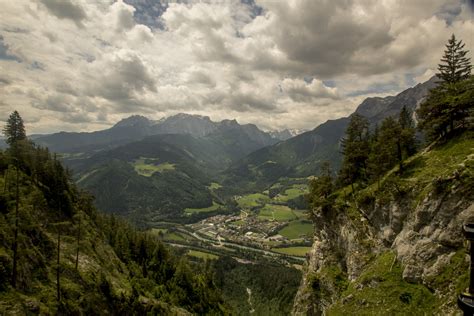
292,136,474,315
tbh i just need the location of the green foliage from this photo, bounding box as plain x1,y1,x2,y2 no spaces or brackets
328,252,436,316
212,256,301,315
339,114,370,187
271,246,312,257
307,161,335,218
0,116,228,315
278,220,313,239
417,76,474,141
258,204,296,221
437,34,472,85
2,111,26,147
417,34,473,141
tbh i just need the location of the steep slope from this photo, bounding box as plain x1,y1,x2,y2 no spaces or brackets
292,131,474,315
0,145,226,315
223,77,438,193
222,118,349,193
66,135,218,223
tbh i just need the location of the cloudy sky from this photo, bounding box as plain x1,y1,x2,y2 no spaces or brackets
0,0,473,134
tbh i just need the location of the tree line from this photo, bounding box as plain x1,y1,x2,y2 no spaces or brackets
308,34,473,218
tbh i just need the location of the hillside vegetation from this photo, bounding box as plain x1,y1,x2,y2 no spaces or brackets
293,129,474,315
0,129,226,314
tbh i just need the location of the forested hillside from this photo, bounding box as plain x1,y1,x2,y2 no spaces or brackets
294,37,474,314
0,113,227,314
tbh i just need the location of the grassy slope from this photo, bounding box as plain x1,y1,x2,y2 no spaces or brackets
309,130,474,315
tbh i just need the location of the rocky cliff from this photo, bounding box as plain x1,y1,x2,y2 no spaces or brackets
293,131,474,315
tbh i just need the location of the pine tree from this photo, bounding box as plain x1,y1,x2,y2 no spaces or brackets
338,114,370,191
398,106,417,159
437,34,471,85
368,116,401,179
418,35,473,140
307,161,334,218
3,111,26,147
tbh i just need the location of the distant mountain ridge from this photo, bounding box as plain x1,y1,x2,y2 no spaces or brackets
268,129,308,141
222,77,438,192
34,113,278,153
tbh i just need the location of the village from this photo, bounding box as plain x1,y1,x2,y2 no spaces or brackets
188,211,313,250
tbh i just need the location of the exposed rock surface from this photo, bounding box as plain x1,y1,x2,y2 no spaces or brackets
293,136,474,315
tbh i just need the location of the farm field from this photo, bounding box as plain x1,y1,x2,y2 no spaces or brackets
185,201,221,214
271,246,312,257
278,220,313,239
236,193,270,209
187,250,219,260
258,204,297,222
132,157,175,176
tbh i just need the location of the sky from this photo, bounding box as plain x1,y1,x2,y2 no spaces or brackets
0,0,473,134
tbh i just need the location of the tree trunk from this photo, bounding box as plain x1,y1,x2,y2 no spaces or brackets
75,216,81,271
3,169,8,193
397,141,403,173
57,225,61,304
11,165,19,288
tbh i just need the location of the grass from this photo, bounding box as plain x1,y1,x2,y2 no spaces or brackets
258,204,296,222
187,250,219,260
278,220,313,239
293,209,309,219
327,252,437,315
274,185,308,202
131,157,175,177
271,246,312,257
150,228,168,235
393,130,473,204
236,193,270,209
184,202,221,214
163,232,186,241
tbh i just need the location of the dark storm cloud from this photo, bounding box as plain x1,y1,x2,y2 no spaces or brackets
39,0,87,27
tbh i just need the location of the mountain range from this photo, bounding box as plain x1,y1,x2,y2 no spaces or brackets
5,77,438,223
33,113,280,153
222,76,438,192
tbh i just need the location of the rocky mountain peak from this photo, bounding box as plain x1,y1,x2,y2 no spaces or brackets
113,115,153,128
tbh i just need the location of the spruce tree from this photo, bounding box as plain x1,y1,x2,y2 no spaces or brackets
398,106,417,158
417,35,473,140
339,114,370,191
3,111,26,147
437,34,471,85
308,161,334,218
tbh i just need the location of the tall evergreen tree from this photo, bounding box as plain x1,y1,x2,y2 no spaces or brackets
307,161,334,218
437,34,471,85
338,114,370,191
398,106,417,158
417,35,473,140
367,116,401,179
3,111,26,147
